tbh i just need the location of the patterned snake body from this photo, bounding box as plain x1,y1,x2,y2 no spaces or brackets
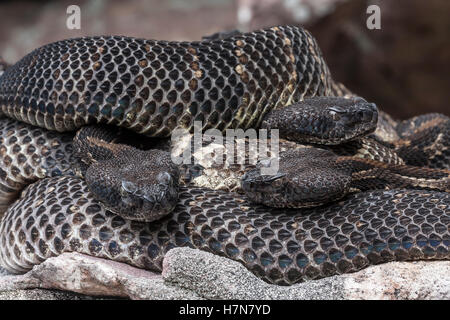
0,26,338,135
1,175,448,285
0,117,448,285
0,26,449,284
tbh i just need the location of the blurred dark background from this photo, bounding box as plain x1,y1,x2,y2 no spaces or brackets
0,0,448,119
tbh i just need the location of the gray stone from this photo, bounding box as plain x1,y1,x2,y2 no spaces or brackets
163,248,450,300
0,288,101,300
0,253,202,300
1,248,449,300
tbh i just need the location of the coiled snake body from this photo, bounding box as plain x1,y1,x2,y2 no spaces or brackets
1,175,449,285
0,26,337,135
0,26,448,285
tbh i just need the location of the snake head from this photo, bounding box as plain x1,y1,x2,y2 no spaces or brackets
261,97,378,145
85,149,180,222
324,98,378,143
241,148,352,208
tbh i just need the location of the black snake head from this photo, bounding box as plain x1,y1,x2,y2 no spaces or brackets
73,126,180,222
85,149,180,222
261,97,378,145
241,148,353,208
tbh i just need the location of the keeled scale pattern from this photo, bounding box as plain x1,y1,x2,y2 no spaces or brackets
395,114,450,169
0,118,75,213
179,136,405,194
0,176,448,285
0,26,333,136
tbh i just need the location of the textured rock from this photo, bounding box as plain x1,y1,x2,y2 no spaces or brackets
1,249,448,300
0,253,201,300
0,265,103,300
163,248,450,300
0,289,100,300
342,261,450,300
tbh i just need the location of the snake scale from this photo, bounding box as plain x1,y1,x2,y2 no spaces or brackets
0,25,448,285
1,175,449,285
0,26,339,134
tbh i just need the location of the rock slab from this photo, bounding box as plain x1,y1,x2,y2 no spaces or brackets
1,248,448,300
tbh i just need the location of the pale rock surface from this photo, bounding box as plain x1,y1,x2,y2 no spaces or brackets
1,248,448,300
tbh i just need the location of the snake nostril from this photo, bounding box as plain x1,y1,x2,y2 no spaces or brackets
357,110,364,119
357,108,374,122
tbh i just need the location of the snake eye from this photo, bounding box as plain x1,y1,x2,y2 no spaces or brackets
121,180,137,193
328,106,346,113
328,107,345,121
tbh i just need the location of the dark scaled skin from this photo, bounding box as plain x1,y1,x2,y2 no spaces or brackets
68,93,380,220
0,176,448,285
0,25,448,167
261,97,378,145
242,148,450,208
0,117,76,213
0,25,384,222
0,117,401,222
73,126,180,222
0,25,381,148
393,113,450,169
0,113,448,285
0,24,449,286
0,26,339,136
242,148,353,208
